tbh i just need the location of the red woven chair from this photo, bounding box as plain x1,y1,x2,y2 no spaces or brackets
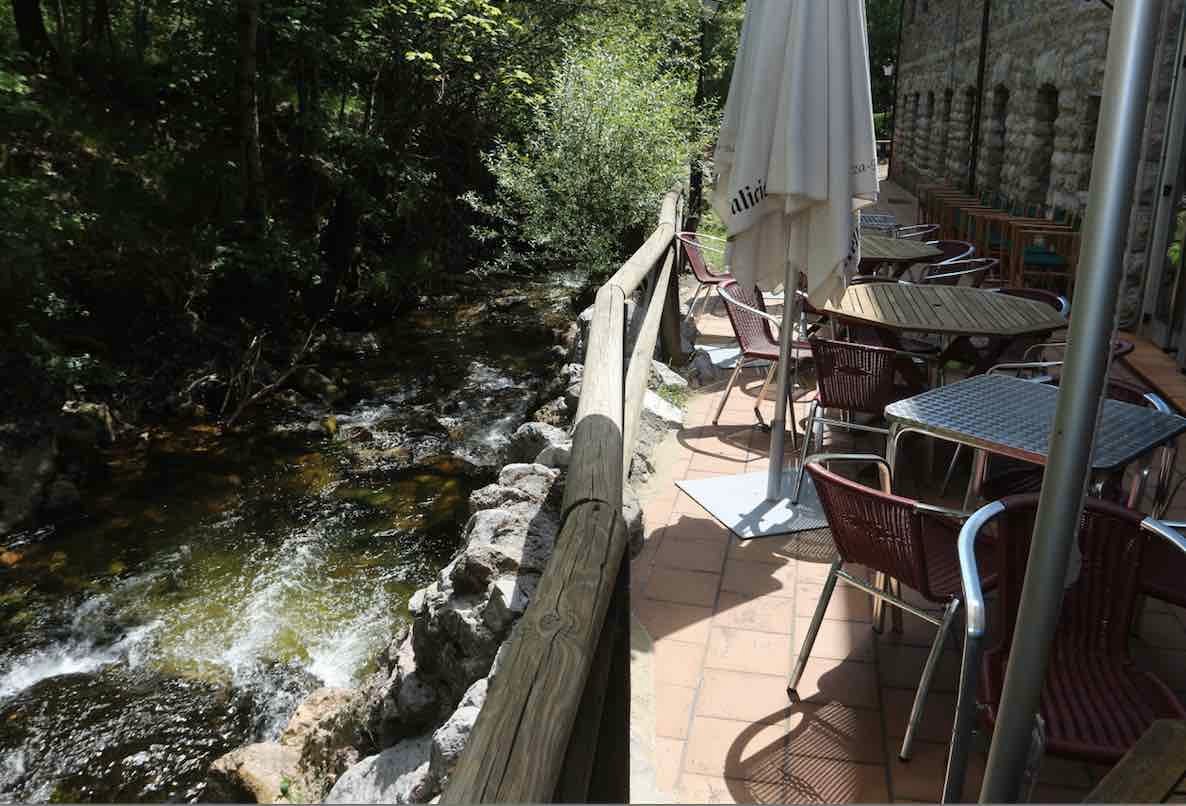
791,455,996,761
678,231,732,323
713,280,810,432
790,338,931,504
944,497,1186,801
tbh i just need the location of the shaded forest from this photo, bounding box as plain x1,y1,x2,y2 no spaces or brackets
1,0,742,427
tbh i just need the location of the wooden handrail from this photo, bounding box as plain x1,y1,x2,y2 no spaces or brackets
442,186,683,803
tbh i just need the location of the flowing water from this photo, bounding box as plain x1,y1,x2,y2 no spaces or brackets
0,283,573,802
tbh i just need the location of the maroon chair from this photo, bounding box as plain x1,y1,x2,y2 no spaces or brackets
713,279,810,432
678,231,732,322
945,496,1186,801
791,338,931,504
791,455,996,761
929,239,976,264
917,257,999,287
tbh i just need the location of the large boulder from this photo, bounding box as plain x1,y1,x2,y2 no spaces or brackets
280,687,364,800
530,396,570,428
504,422,568,463
0,432,56,535
206,742,301,803
324,735,434,804
649,360,687,391
58,400,115,449
428,678,488,791
365,631,442,747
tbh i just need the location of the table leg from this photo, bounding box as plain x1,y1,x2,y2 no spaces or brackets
963,448,987,511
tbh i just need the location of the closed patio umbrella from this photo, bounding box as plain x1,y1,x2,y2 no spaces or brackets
712,0,879,500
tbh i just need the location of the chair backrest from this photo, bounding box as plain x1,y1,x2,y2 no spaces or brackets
928,240,976,264
896,224,940,241
919,257,998,287
809,337,902,416
718,279,776,355
996,287,1071,317
677,232,724,284
985,495,1149,661
805,462,930,593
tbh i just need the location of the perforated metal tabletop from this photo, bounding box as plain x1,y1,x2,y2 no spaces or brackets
884,374,1186,471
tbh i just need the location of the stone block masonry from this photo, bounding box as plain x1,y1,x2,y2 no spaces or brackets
890,0,1186,326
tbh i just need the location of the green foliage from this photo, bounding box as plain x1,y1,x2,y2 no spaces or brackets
657,383,690,409
866,0,901,114
475,42,711,276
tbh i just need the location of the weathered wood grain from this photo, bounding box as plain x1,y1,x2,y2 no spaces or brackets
1085,719,1186,803
825,284,1066,336
623,244,674,482
440,503,627,803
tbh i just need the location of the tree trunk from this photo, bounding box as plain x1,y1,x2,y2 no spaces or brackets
89,0,112,53
11,0,54,59
314,188,358,315
236,0,266,232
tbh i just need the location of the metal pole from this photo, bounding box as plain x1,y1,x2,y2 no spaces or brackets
966,0,991,195
766,270,798,500
978,1,1162,801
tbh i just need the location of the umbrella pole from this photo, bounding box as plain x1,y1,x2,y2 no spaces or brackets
766,271,800,501
978,0,1161,801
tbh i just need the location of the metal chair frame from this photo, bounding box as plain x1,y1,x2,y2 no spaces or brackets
712,282,813,438
678,231,731,323
896,224,940,241
917,257,1000,287
792,340,936,505
943,504,1186,803
790,454,976,762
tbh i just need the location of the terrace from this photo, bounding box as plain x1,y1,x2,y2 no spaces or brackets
628,179,1186,804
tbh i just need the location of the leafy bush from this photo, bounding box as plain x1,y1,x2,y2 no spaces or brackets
472,42,711,277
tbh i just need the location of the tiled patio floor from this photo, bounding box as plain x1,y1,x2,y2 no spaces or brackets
630,181,1186,803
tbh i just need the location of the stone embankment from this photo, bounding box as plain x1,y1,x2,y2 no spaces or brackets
207,306,687,804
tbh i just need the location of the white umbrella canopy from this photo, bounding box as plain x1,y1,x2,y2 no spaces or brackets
711,0,879,308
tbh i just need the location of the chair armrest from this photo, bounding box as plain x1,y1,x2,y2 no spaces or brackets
1141,519,1186,558
715,285,783,328
959,501,1005,640
805,453,893,494
987,360,1062,379
914,502,977,521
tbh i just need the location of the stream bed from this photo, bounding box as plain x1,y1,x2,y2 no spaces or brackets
0,282,573,802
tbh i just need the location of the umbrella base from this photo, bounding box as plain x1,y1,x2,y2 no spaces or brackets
676,468,827,539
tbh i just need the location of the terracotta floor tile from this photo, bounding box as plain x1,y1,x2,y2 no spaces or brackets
880,687,956,745
715,591,796,635
644,567,721,608
1027,783,1092,803
876,641,960,693
872,606,948,649
796,582,874,622
676,774,786,804
655,736,686,794
728,535,802,566
653,638,707,688
704,627,794,677
696,668,794,725
791,657,879,710
1034,756,1095,789
1139,611,1186,650
784,756,890,804
689,452,749,473
635,599,714,646
787,702,885,765
675,491,711,516
666,514,732,542
888,739,984,802
796,558,841,583
684,715,789,783
793,617,876,662
656,683,698,740
655,535,729,574
685,468,727,481
721,558,797,599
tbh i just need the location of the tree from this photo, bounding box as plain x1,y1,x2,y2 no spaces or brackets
11,0,54,59
237,0,266,233
866,0,901,115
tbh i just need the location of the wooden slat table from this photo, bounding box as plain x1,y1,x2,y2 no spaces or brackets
860,234,943,262
1085,719,1186,803
824,283,1067,337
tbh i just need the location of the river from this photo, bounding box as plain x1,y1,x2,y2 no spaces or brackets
0,282,574,802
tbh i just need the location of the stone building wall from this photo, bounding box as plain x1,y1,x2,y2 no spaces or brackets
889,0,1185,326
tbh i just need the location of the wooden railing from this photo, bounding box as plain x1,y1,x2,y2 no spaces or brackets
442,187,684,803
